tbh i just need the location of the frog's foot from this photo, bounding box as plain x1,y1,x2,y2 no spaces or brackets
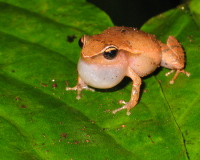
165,69,190,84
112,100,135,115
66,85,94,99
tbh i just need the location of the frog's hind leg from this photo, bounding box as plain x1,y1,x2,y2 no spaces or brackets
159,36,190,84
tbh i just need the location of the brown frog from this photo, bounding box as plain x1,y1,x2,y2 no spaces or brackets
66,26,190,115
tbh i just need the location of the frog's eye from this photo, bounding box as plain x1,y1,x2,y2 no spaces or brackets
79,35,91,48
78,37,84,48
103,46,118,60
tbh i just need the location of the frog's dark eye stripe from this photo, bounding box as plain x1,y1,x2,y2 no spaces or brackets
103,46,118,60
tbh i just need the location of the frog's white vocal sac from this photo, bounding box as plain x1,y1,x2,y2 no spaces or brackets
66,26,190,115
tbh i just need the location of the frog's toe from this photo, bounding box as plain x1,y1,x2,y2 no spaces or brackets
112,101,135,115
118,100,127,104
112,105,127,114
168,69,190,84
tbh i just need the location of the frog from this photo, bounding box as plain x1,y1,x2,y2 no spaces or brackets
66,26,190,115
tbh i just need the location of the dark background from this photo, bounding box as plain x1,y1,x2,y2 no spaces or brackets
87,0,182,28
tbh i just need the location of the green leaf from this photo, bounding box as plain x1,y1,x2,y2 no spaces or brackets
0,0,199,160
189,0,200,27
141,2,200,160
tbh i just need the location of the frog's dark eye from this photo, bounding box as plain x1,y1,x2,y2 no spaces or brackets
78,38,83,48
103,46,118,60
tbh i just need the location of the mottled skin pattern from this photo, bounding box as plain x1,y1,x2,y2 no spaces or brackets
66,26,190,115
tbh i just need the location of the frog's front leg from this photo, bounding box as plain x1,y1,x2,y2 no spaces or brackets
66,75,94,99
159,36,190,84
112,67,141,115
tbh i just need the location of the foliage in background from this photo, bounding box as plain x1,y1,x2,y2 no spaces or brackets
0,0,199,159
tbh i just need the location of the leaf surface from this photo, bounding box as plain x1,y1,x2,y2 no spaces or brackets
0,0,199,159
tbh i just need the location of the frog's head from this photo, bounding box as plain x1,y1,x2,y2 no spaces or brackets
77,33,129,89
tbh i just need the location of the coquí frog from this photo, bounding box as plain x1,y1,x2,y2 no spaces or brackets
66,26,190,115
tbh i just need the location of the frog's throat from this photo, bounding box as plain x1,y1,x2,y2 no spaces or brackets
78,58,126,89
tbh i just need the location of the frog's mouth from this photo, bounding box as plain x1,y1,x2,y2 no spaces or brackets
77,58,127,89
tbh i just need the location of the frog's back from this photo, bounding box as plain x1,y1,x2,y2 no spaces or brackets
101,26,161,56
101,26,162,77
81,26,162,74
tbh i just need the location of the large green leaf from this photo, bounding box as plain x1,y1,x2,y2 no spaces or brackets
0,0,199,160
141,2,200,159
